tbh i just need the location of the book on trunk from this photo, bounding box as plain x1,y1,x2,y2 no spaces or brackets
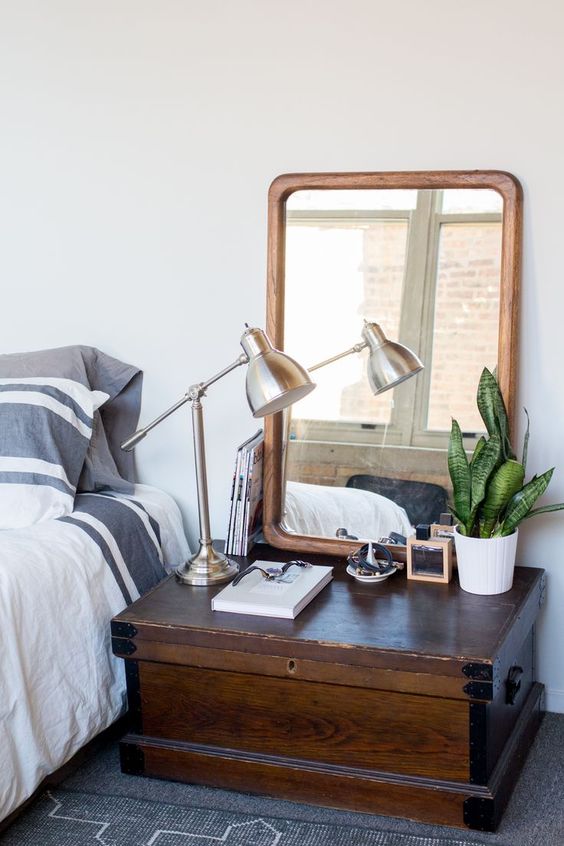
211,562,333,619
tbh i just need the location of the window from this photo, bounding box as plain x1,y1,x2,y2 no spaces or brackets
284,189,502,449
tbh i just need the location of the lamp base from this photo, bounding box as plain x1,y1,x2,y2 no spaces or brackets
175,539,239,586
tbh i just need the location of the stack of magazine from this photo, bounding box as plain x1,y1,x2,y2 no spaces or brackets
225,430,264,556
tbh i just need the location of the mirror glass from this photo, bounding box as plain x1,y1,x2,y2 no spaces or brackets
281,187,503,542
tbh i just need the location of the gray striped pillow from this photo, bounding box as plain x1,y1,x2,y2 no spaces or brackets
0,377,108,528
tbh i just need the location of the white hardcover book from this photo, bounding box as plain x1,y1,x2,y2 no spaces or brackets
211,562,333,619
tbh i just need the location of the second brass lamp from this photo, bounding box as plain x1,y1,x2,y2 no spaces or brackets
309,320,423,393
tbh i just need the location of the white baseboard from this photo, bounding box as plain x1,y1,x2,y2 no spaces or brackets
544,688,564,713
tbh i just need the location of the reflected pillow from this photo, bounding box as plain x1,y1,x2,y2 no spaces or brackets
0,377,108,528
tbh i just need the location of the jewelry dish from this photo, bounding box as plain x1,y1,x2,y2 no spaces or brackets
346,562,397,584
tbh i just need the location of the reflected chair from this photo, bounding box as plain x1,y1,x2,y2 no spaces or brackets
346,474,448,527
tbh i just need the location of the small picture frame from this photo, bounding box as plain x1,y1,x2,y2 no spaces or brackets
407,537,453,584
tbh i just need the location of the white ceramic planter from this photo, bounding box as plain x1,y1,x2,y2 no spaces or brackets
454,526,518,595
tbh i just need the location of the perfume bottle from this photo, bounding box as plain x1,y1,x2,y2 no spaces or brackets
407,524,453,583
430,512,455,540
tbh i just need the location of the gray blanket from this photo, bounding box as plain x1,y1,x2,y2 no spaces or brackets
60,491,167,603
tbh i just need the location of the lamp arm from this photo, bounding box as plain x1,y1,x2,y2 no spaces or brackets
308,341,367,373
120,353,248,451
200,352,248,391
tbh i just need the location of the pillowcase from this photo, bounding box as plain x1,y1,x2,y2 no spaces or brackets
0,346,143,493
0,377,108,528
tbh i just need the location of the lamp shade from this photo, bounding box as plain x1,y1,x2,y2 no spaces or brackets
362,321,424,395
240,327,315,417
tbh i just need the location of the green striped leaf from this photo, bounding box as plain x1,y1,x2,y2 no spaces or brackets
477,367,514,460
523,502,564,520
498,468,555,536
493,382,514,460
448,419,471,529
522,409,530,472
468,433,502,534
477,368,501,439
479,459,525,538
471,436,487,465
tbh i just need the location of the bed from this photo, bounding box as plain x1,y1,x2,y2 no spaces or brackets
0,346,189,823
283,480,413,540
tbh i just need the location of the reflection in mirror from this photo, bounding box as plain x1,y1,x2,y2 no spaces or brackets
281,187,503,543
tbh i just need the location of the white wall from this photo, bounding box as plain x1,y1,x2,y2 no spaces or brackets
1,0,564,710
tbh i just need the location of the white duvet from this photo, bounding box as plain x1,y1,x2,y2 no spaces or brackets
283,480,413,540
0,485,189,823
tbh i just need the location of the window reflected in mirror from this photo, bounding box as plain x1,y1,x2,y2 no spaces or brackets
282,187,503,540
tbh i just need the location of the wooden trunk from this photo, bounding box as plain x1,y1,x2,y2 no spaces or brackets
112,545,545,832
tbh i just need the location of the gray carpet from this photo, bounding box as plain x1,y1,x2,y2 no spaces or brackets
3,714,564,845
0,790,476,846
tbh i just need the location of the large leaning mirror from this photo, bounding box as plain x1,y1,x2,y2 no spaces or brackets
263,171,522,560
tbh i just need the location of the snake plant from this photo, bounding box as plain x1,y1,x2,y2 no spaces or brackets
448,368,564,537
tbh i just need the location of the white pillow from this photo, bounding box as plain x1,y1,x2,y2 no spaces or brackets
0,377,108,528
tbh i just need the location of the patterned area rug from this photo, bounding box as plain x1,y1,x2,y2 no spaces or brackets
0,790,474,846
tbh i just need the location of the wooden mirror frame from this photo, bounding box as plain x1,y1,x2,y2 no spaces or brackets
263,171,522,561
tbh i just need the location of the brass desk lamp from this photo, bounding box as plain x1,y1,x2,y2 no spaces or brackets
122,326,315,586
